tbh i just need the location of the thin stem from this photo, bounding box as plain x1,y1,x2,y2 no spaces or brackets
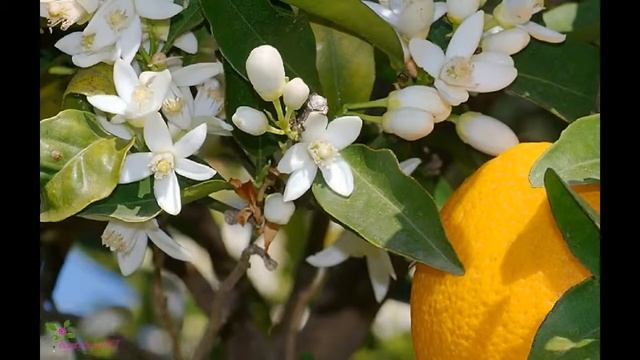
345,112,383,124
342,98,389,112
447,114,461,124
152,248,184,360
267,125,286,135
272,98,286,129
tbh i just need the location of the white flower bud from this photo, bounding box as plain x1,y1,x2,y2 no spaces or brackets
446,0,481,23
482,28,530,55
232,106,269,136
388,86,451,122
245,45,286,101
455,112,519,156
382,108,435,141
396,0,434,39
264,193,296,225
283,78,310,110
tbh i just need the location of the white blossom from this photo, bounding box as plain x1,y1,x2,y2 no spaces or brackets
382,107,435,141
455,111,519,156
232,106,269,136
493,0,566,43
264,193,296,225
283,78,310,110
245,45,286,102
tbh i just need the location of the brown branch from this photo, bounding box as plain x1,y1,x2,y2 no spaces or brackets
152,248,184,360
191,244,277,360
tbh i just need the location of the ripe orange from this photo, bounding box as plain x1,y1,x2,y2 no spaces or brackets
411,142,600,360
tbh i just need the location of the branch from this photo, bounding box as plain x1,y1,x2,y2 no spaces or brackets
152,248,184,360
191,244,277,360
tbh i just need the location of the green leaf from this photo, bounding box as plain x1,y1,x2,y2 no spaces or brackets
78,177,232,222
41,138,134,222
433,177,453,210
45,322,58,332
544,169,599,277
529,278,600,360
40,110,134,222
65,333,75,339
284,0,404,70
529,114,600,187
63,320,71,328
163,0,204,52
311,23,375,117
202,0,320,92
223,59,280,170
52,335,60,341
543,0,599,44
508,40,599,122
63,63,115,98
312,145,464,274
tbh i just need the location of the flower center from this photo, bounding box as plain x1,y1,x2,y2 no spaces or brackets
307,140,338,166
101,229,129,253
132,85,153,110
440,57,474,88
47,2,84,30
81,33,96,51
148,153,175,179
162,97,184,115
106,9,129,31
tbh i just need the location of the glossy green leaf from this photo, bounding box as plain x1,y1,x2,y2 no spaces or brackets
529,278,600,360
284,0,404,70
508,40,599,122
544,169,599,277
312,145,464,274
530,114,599,187
45,322,58,332
162,0,204,52
63,63,115,98
311,23,375,117
41,137,134,222
543,0,599,44
223,59,280,170
79,177,232,222
202,0,320,92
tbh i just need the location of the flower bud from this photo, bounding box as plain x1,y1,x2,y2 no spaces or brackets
493,0,539,27
481,27,530,55
388,86,451,122
399,158,422,176
232,106,269,136
446,0,481,23
382,108,435,141
283,78,310,110
245,45,286,101
264,193,296,225
455,112,519,156
396,0,434,39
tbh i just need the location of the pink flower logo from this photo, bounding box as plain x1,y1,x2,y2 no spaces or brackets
57,327,66,336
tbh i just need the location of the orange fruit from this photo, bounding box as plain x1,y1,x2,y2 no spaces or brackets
411,142,600,360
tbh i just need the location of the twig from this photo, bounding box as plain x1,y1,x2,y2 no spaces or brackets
192,244,277,360
152,248,184,360
284,268,326,360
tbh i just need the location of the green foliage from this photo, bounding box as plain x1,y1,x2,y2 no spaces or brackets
313,145,464,274
63,63,115,98
530,114,600,187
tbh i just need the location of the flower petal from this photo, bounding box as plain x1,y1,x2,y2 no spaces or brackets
154,171,181,215
469,60,517,93
113,58,140,103
173,123,207,158
325,116,362,150
399,158,422,175
173,31,198,54
146,228,191,262
301,112,328,143
87,95,127,115
204,117,233,136
139,69,172,115
471,51,514,66
277,142,313,174
117,230,148,276
117,15,142,63
362,1,399,27
72,50,117,68
144,112,174,152
174,158,216,180
119,152,153,183
134,0,183,19
434,79,469,106
306,244,351,267
366,249,395,302
446,10,484,59
408,39,445,78
433,1,448,22
54,32,83,55
320,155,354,197
97,114,133,139
282,163,318,202
171,63,224,87
481,27,530,55
521,21,566,43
